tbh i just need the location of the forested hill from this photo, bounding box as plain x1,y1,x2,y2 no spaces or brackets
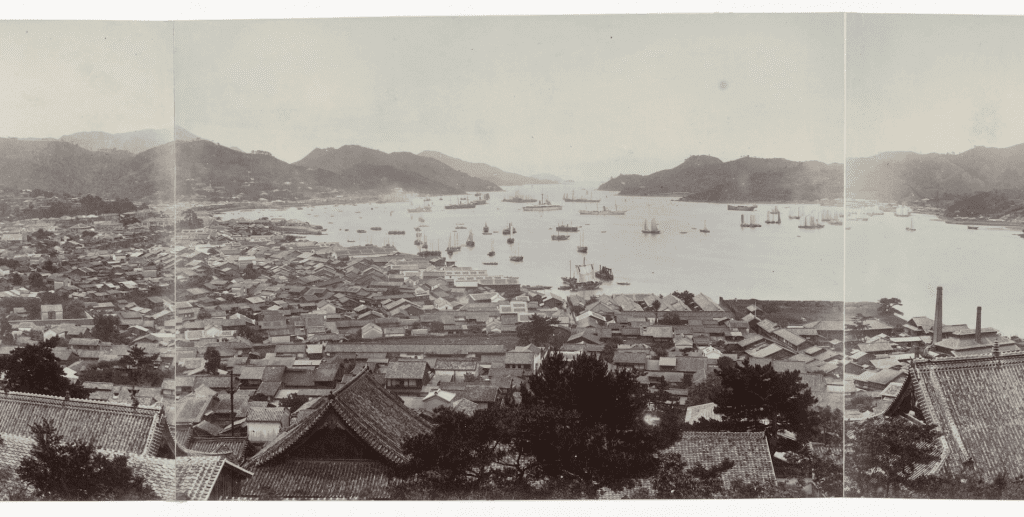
847,143,1024,202
598,155,843,202
296,145,502,194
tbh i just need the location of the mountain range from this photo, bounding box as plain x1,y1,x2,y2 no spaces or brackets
598,155,843,202
847,144,1024,201
417,151,553,186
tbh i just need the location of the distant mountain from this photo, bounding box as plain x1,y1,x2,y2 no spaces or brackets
0,138,172,200
60,126,201,154
295,145,502,195
417,151,553,186
598,155,843,202
847,144,1024,201
530,173,564,183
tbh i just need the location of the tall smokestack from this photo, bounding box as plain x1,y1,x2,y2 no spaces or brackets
934,286,943,345
976,307,982,344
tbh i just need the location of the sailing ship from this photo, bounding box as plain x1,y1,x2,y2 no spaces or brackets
445,197,477,209
507,236,515,244
561,260,602,291
580,203,626,215
642,219,661,234
740,215,762,228
551,227,570,241
510,247,524,262
488,242,496,257
906,218,916,231
482,223,491,235
700,220,710,233
555,223,579,232
417,239,441,257
523,194,562,211
895,205,912,217
466,231,475,247
798,215,825,229
446,232,462,255
563,189,601,203
766,207,782,224
502,191,537,203
502,223,513,235
577,231,588,253
728,204,758,211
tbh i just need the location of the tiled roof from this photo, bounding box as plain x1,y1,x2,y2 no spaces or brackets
892,353,1024,480
385,360,427,380
187,436,250,463
239,459,391,499
177,455,253,501
245,368,432,469
663,432,776,488
0,391,167,456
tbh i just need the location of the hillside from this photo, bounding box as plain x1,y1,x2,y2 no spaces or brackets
0,138,172,200
295,145,502,194
847,144,1024,201
598,155,843,202
60,126,201,154
417,151,553,186
173,140,360,201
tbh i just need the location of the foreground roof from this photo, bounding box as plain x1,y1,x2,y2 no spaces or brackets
176,455,253,501
239,459,391,500
663,432,776,488
888,352,1024,480
244,368,432,469
0,391,168,456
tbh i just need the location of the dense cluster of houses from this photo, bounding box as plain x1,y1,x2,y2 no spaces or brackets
0,209,853,500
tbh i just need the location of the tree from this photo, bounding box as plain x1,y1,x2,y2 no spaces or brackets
684,371,723,408
280,393,310,413
649,299,661,324
237,324,266,344
711,358,818,446
92,314,121,343
0,339,87,398
241,263,261,280
846,417,941,497
203,348,222,374
652,453,735,498
119,344,159,385
516,314,561,348
518,353,669,490
0,313,13,346
400,406,505,486
16,419,158,500
10,272,21,286
27,272,46,292
878,297,903,317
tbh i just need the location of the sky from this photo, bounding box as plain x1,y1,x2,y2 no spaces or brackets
847,15,1024,159
173,15,845,181
0,21,173,139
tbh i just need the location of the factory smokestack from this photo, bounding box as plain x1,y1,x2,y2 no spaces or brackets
933,286,943,346
976,307,982,344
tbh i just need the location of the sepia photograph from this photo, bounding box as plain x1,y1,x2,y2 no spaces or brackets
0,5,1020,508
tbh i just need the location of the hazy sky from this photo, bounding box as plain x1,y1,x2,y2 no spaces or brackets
0,21,173,139
847,15,1024,158
174,15,844,181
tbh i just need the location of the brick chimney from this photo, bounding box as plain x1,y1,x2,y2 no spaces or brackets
933,286,943,345
976,306,982,344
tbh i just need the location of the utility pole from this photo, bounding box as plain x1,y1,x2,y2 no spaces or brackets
226,366,237,437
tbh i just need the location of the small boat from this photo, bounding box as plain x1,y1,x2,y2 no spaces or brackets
483,262,498,265
455,224,467,230
728,204,757,211
700,220,710,233
577,230,588,253
906,218,916,231
596,265,614,282
551,228,570,241
483,223,491,235
507,237,515,244
357,230,367,233
968,226,979,230
465,231,475,247
617,282,630,286
370,227,382,231
488,242,496,257
502,223,512,235
387,230,405,235
555,223,579,232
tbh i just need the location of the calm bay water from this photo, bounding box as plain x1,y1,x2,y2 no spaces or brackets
216,183,844,305
846,212,1024,337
